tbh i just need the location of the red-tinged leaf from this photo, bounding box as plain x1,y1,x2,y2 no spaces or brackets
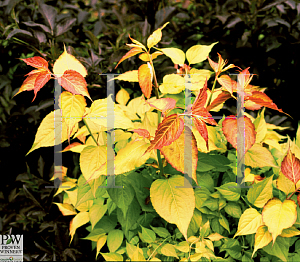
132,129,150,139
20,56,49,70
62,142,83,152
193,117,209,150
206,91,232,111
138,63,152,99
145,114,184,154
161,127,198,185
297,194,300,207
58,70,92,101
114,47,144,69
281,148,300,185
192,79,208,109
217,75,237,93
193,107,217,126
237,67,254,90
207,56,219,73
247,91,290,117
222,115,256,153
147,98,176,113
32,71,51,102
244,99,263,110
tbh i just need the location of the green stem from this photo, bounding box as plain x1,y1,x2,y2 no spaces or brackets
82,118,99,146
149,52,164,177
206,76,218,107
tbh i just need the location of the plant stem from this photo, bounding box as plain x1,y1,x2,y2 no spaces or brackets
149,53,164,177
207,76,217,106
82,118,99,146
287,187,300,200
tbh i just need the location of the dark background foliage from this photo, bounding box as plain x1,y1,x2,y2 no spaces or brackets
0,0,299,260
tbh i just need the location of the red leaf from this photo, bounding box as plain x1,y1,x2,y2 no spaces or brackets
247,91,290,117
297,194,300,208
58,70,92,101
20,56,49,70
32,71,51,102
193,117,209,150
217,75,237,93
145,114,184,153
222,115,256,153
115,47,144,69
244,99,263,110
62,142,83,152
192,79,208,109
138,64,152,99
206,91,232,112
281,148,300,185
132,129,150,139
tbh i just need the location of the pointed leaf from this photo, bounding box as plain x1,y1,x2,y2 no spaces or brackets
161,127,198,185
139,51,163,62
54,203,77,216
145,114,184,153
70,211,89,243
245,144,278,168
217,75,237,94
280,226,300,237
262,198,297,243
252,225,272,258
150,175,195,240
138,63,152,98
39,4,57,33
222,115,256,153
147,98,176,113
114,70,139,82
114,47,144,69
116,88,130,105
281,147,300,185
55,17,76,37
206,91,232,112
147,22,169,49
107,230,124,252
20,56,49,70
160,48,185,65
233,208,263,238
58,70,91,101
53,45,87,77
186,42,218,65
132,129,150,139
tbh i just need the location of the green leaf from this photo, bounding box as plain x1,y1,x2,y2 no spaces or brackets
107,174,135,218
195,187,211,210
89,198,107,230
195,173,214,192
76,175,94,207
219,213,230,233
140,226,156,243
107,229,124,252
247,175,273,208
150,226,171,238
215,182,241,201
101,252,123,261
263,236,289,261
187,209,202,237
203,197,219,211
225,202,242,218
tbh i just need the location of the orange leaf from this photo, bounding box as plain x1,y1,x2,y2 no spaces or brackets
161,127,198,185
192,79,208,109
222,115,256,153
138,63,153,99
281,148,300,185
206,91,232,112
132,129,151,139
207,53,236,76
193,117,209,150
145,114,184,154
147,98,176,113
247,91,290,117
217,75,237,94
58,70,92,101
20,56,49,70
244,99,263,111
114,47,144,69
62,142,83,152
32,71,51,102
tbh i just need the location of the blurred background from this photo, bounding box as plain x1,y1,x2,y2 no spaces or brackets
0,0,299,260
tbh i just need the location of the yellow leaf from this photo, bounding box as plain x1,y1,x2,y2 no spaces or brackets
147,22,169,49
262,198,297,243
54,203,77,216
139,51,163,62
114,140,151,175
138,63,153,98
233,208,263,238
116,88,130,106
252,225,272,258
276,171,295,195
96,235,107,259
245,143,278,168
80,145,107,181
280,226,300,237
59,91,86,142
160,48,185,65
186,42,218,65
53,44,87,77
206,233,225,241
69,211,89,244
159,74,185,94
189,69,213,91
114,70,139,82
101,252,123,261
50,166,68,181
150,175,195,240
26,109,77,155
